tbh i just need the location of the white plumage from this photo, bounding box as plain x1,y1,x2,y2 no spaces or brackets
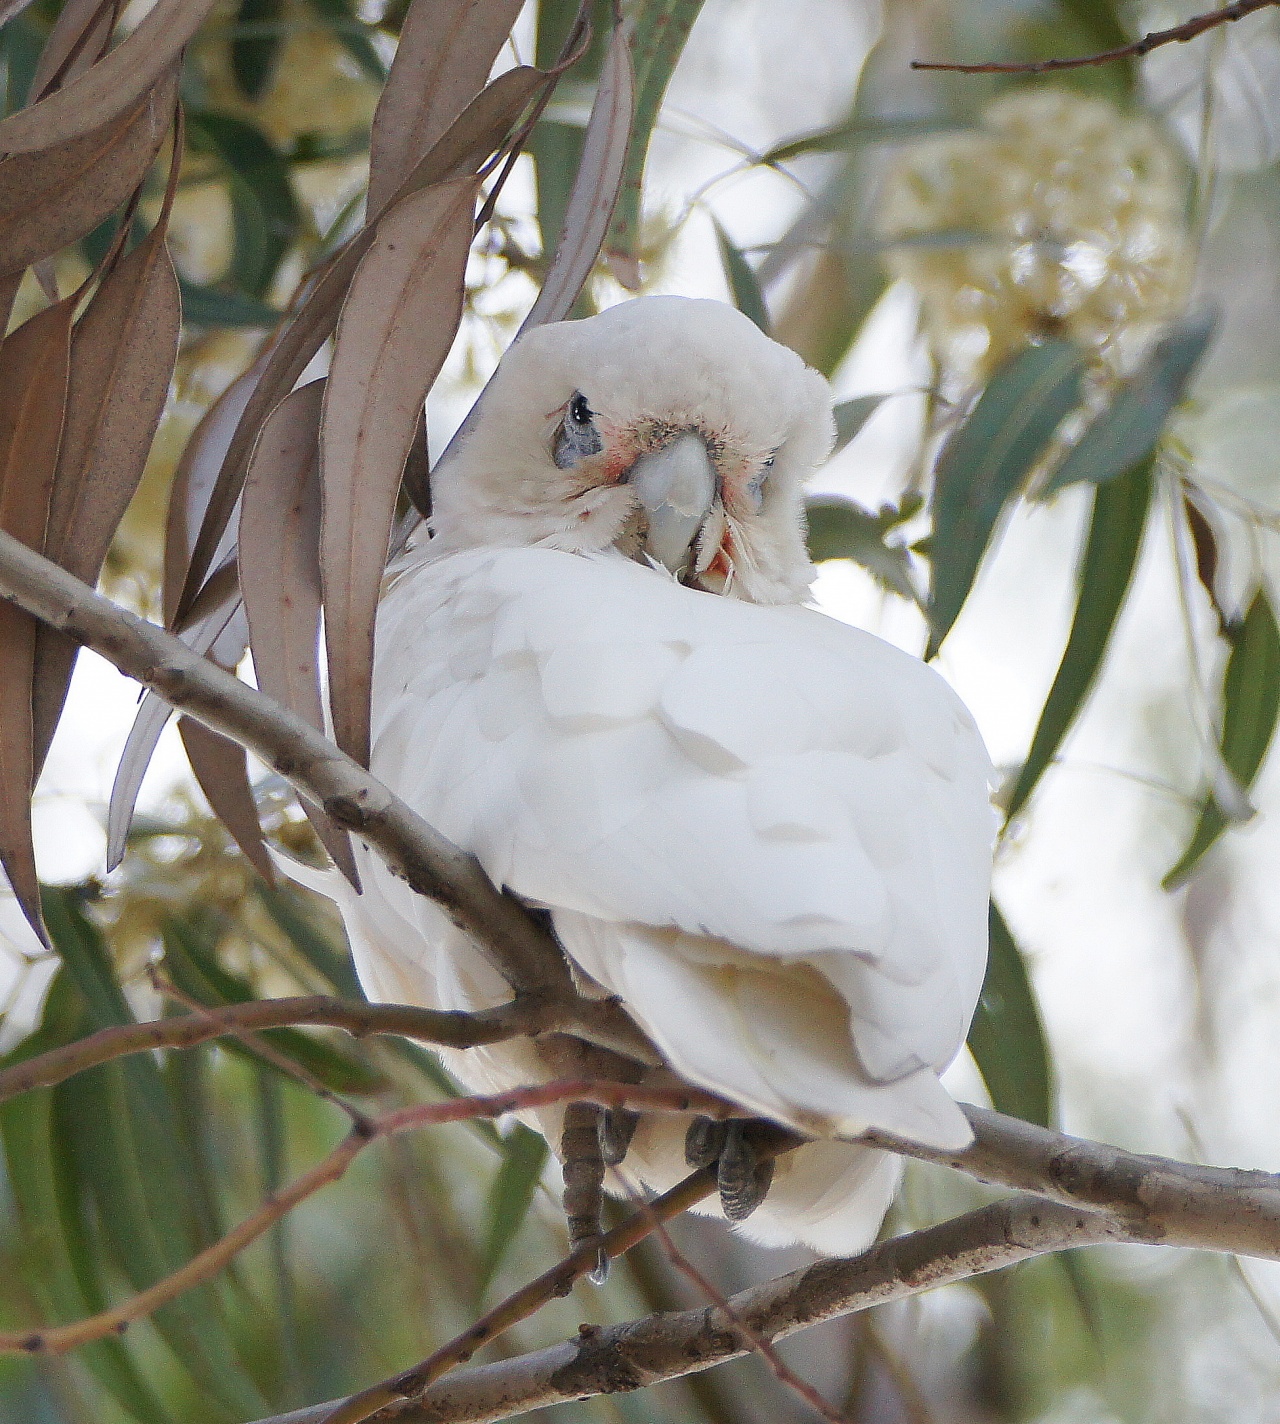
323,296,994,1255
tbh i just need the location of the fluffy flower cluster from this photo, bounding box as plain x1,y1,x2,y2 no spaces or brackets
877,89,1192,379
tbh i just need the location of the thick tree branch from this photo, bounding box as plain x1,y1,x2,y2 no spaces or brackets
0,529,655,1065
0,996,563,1106
247,1196,1121,1424
912,0,1276,73
872,1105,1280,1261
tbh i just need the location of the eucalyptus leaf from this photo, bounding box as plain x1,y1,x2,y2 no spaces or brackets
927,340,1086,659
231,0,283,100
832,393,888,453
302,0,386,84
479,1124,549,1293
1046,310,1216,494
806,496,921,604
967,902,1054,1129
1005,459,1153,823
713,218,768,334
179,279,280,328
760,114,966,166
1164,590,1280,888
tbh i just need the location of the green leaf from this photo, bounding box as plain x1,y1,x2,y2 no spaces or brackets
161,915,388,1096
185,111,300,298
967,902,1054,1129
256,884,364,999
231,0,284,100
0,10,41,117
712,218,768,334
806,496,922,604
1004,458,1153,823
1046,311,1216,494
604,0,706,268
832,393,888,454
760,114,966,166
301,0,387,84
479,1124,549,1293
927,340,1085,659
179,279,280,328
1164,590,1280,888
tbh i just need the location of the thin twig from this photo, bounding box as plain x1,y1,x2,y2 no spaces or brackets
912,0,1277,73
0,1078,736,1358
639,1198,849,1424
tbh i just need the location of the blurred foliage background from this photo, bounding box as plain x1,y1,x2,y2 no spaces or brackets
5,0,1280,1420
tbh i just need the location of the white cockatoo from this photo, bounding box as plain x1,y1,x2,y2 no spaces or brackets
321,296,994,1256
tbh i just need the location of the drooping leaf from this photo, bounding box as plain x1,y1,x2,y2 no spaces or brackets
805,495,922,605
1164,590,1280,888
231,0,284,100
45,889,272,1418
33,206,181,775
175,65,541,622
321,174,477,767
480,1124,549,1293
177,279,280,328
967,901,1055,1129
1046,311,1216,494
186,111,300,299
239,379,357,883
0,297,74,943
713,218,769,334
927,340,1085,659
178,717,274,883
1004,459,1154,823
831,393,888,454
0,67,178,279
603,0,705,280
366,0,525,214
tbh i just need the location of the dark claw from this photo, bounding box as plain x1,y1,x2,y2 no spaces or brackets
684,1115,729,1168
716,1121,774,1222
598,1107,639,1166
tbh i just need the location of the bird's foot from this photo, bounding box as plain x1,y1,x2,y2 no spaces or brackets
684,1116,774,1221
562,1101,610,1283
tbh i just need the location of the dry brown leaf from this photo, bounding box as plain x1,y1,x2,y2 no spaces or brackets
419,26,634,502
240,379,359,884
0,0,213,153
0,67,177,279
0,297,75,940
321,175,478,768
175,65,543,624
31,0,118,101
178,717,275,883
33,212,181,774
367,0,526,216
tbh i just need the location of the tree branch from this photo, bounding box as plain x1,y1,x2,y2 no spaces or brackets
245,1196,1121,1424
0,529,656,1066
912,0,1276,73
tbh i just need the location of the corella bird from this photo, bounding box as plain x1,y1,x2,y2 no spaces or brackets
322,296,994,1256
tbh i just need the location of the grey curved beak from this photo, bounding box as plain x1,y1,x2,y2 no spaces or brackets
625,433,716,576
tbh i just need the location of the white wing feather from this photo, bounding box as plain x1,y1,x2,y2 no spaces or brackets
344,545,994,1156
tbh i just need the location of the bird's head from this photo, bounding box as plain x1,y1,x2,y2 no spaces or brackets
427,296,835,604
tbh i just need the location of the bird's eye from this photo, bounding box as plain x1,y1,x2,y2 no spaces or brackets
554,390,603,469
746,452,778,512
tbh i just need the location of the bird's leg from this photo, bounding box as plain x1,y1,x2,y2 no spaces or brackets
561,1101,609,1284
716,1120,775,1221
598,1107,639,1166
685,1117,775,1220
684,1115,729,1168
